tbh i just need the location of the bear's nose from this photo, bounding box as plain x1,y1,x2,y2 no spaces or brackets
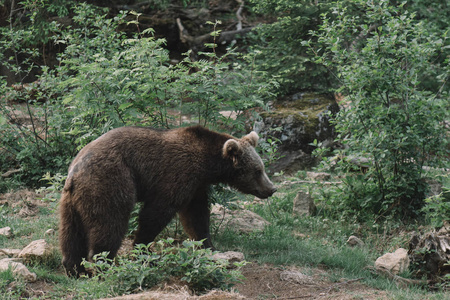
270,187,277,196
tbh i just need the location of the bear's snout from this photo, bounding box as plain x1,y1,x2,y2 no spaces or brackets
264,186,277,198
270,187,277,196
255,185,277,199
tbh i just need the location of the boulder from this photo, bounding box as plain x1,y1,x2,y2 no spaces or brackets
254,92,339,173
375,248,410,275
292,191,316,216
0,226,13,238
211,204,269,233
18,239,52,261
0,258,37,282
424,178,442,198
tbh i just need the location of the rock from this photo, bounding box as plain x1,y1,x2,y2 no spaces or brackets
198,290,245,299
375,248,410,275
0,249,21,257
347,155,371,169
254,92,339,173
212,251,245,266
280,270,314,284
347,236,365,247
18,205,38,217
292,191,316,216
45,229,55,236
0,258,37,282
438,221,450,235
0,226,13,237
219,110,238,120
211,204,270,233
306,171,331,181
18,239,52,261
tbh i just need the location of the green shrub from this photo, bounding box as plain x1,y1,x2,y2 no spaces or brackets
248,0,335,95
309,0,449,221
0,3,275,188
82,238,245,295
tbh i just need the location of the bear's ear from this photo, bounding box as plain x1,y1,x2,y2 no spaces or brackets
223,139,242,166
242,131,259,147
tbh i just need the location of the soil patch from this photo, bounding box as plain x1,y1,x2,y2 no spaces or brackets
234,263,389,299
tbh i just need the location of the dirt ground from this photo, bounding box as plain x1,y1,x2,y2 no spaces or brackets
113,238,389,299
233,263,388,299
93,262,389,300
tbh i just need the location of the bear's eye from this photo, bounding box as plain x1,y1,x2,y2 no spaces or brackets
255,169,262,177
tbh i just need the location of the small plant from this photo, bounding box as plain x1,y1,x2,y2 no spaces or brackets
258,135,283,169
82,238,245,295
36,172,67,202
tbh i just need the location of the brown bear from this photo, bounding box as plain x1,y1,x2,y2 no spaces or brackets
59,125,276,276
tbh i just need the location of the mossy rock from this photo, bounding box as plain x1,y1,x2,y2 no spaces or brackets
256,92,339,173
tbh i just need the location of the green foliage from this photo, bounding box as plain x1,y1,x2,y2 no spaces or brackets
309,0,450,221
0,81,75,186
51,5,272,144
36,172,67,202
0,0,73,84
248,0,335,95
0,3,275,188
248,0,450,97
421,175,450,227
82,239,245,295
258,134,283,169
18,0,72,44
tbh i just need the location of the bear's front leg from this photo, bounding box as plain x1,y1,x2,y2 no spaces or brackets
133,202,177,246
178,188,215,250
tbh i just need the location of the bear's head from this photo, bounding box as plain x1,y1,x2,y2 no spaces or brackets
223,132,277,199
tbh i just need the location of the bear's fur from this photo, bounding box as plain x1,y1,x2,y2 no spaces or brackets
59,126,276,276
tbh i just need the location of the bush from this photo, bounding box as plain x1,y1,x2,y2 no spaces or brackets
310,0,449,221
0,3,275,188
82,239,245,295
248,0,336,95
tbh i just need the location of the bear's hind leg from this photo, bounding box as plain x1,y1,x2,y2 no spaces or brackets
59,198,88,277
178,188,214,249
